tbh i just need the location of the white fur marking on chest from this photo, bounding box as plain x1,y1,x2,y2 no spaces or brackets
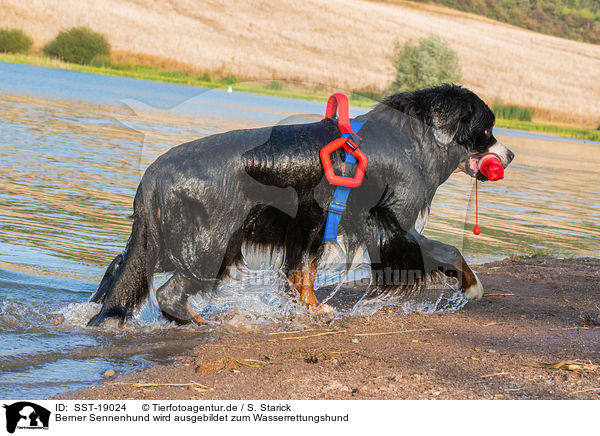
414,204,430,234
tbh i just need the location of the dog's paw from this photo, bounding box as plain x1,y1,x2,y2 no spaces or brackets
464,273,484,300
316,303,335,314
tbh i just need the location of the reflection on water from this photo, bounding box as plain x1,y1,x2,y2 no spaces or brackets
0,63,598,399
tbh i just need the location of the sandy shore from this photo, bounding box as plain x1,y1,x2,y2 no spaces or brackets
53,257,600,400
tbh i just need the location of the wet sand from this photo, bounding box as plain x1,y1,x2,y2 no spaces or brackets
53,257,600,400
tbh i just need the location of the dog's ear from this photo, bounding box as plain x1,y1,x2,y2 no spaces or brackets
431,97,473,146
454,103,476,146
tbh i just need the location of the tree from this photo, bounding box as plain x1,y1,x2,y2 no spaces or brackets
387,35,463,94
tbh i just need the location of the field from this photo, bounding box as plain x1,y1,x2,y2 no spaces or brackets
1,0,599,128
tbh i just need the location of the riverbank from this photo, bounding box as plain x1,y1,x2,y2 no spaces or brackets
53,257,600,400
0,52,375,106
2,53,599,142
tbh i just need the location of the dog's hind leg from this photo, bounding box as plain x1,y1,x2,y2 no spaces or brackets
288,255,320,308
88,218,149,326
286,240,328,311
155,273,215,324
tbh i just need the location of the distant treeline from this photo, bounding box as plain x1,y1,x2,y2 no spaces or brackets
412,0,600,44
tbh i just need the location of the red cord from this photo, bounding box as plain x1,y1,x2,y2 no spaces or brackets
473,178,481,235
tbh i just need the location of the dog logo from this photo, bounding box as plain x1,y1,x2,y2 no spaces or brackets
3,402,50,433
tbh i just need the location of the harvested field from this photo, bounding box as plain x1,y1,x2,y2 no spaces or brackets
1,0,599,126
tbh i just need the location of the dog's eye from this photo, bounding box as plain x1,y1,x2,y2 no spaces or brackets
485,129,490,136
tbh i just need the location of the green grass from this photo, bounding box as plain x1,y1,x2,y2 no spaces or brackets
495,119,600,142
1,52,598,142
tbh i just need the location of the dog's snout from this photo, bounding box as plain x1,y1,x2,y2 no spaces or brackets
487,141,514,169
506,149,515,165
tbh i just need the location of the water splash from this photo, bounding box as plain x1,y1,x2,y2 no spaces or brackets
60,302,102,327
351,273,466,316
148,240,469,331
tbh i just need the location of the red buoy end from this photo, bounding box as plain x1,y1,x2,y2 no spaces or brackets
479,154,504,181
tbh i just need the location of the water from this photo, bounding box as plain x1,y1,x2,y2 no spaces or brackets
0,62,598,399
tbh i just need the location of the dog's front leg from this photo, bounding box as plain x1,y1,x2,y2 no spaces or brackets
367,230,483,300
459,256,483,300
416,234,483,300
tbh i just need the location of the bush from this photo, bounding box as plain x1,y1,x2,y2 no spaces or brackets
0,28,33,54
219,75,238,84
493,103,534,122
267,80,283,90
89,55,112,68
43,27,110,65
387,35,462,94
197,72,211,82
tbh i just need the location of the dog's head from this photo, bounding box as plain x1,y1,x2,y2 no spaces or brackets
383,85,514,181
428,85,514,180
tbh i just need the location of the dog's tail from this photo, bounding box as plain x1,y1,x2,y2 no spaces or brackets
87,215,149,326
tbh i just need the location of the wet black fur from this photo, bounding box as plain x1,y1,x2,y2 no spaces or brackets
88,85,498,326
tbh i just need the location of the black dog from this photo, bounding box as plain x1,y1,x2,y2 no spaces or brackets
88,84,514,326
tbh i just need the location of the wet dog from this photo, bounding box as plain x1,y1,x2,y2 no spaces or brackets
88,84,514,326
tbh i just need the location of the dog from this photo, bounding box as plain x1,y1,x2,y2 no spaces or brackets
87,84,514,326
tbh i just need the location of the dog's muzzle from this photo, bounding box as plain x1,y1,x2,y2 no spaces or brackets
465,140,515,180
487,141,515,169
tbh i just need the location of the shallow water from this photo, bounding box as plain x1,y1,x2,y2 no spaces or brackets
0,62,598,399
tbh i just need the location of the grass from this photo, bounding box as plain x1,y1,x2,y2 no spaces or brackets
495,119,600,142
1,51,599,142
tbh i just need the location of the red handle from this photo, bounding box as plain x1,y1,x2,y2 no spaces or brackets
325,93,352,134
320,137,368,188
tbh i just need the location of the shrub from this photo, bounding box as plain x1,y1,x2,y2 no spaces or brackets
267,80,283,90
89,55,112,68
493,103,534,122
197,72,211,82
219,75,238,84
387,35,462,94
0,28,33,54
43,27,110,65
